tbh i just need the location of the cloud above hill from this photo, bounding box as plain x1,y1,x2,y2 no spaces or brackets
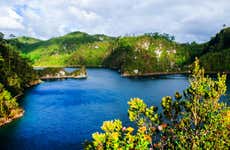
0,0,229,42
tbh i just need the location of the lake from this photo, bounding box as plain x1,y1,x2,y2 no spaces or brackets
0,69,229,150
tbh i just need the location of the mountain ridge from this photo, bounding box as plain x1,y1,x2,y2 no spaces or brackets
8,27,230,75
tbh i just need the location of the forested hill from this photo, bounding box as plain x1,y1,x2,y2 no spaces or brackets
0,36,38,122
199,27,230,72
8,27,230,74
102,34,196,75
103,28,230,75
0,39,38,96
9,32,114,66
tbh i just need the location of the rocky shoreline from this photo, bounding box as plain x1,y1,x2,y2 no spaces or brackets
0,79,41,128
28,79,42,87
40,74,87,80
0,108,24,127
121,71,190,77
121,71,230,77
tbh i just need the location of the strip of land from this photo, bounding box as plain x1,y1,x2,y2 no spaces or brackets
40,75,87,80
121,71,190,77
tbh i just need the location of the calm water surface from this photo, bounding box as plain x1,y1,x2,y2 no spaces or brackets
0,69,229,150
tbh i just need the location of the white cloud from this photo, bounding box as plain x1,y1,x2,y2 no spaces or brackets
68,6,100,21
0,0,229,42
0,6,24,30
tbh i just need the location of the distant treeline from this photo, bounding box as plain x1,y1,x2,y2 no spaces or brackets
6,27,230,75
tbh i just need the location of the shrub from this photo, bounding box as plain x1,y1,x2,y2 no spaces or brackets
85,58,229,149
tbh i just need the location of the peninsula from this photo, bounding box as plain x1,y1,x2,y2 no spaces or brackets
37,66,87,80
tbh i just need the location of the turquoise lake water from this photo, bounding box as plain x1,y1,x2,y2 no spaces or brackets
0,69,229,149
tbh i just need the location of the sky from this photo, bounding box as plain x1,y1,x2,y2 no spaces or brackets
0,0,229,43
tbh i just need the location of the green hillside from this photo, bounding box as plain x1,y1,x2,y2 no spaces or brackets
102,28,229,75
11,36,41,44
9,27,230,74
10,32,114,66
8,36,41,52
103,34,192,75
67,41,111,67
199,27,230,72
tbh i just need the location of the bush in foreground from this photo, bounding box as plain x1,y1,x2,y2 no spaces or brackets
85,58,229,149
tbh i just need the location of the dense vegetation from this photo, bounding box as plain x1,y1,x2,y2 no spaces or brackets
67,41,111,67
199,27,230,72
0,34,38,123
9,32,114,66
10,27,230,75
102,28,229,75
85,59,230,149
0,41,38,95
103,33,192,75
0,83,19,119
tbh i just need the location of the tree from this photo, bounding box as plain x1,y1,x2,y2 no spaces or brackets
0,41,38,96
9,34,16,38
0,32,4,40
85,58,229,149
0,83,18,118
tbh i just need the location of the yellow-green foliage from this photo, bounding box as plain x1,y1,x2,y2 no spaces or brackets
85,59,230,149
85,120,151,150
0,83,18,118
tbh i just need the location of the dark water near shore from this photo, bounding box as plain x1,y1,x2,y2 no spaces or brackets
0,69,229,150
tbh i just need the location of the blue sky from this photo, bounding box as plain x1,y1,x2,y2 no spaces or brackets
0,0,229,42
